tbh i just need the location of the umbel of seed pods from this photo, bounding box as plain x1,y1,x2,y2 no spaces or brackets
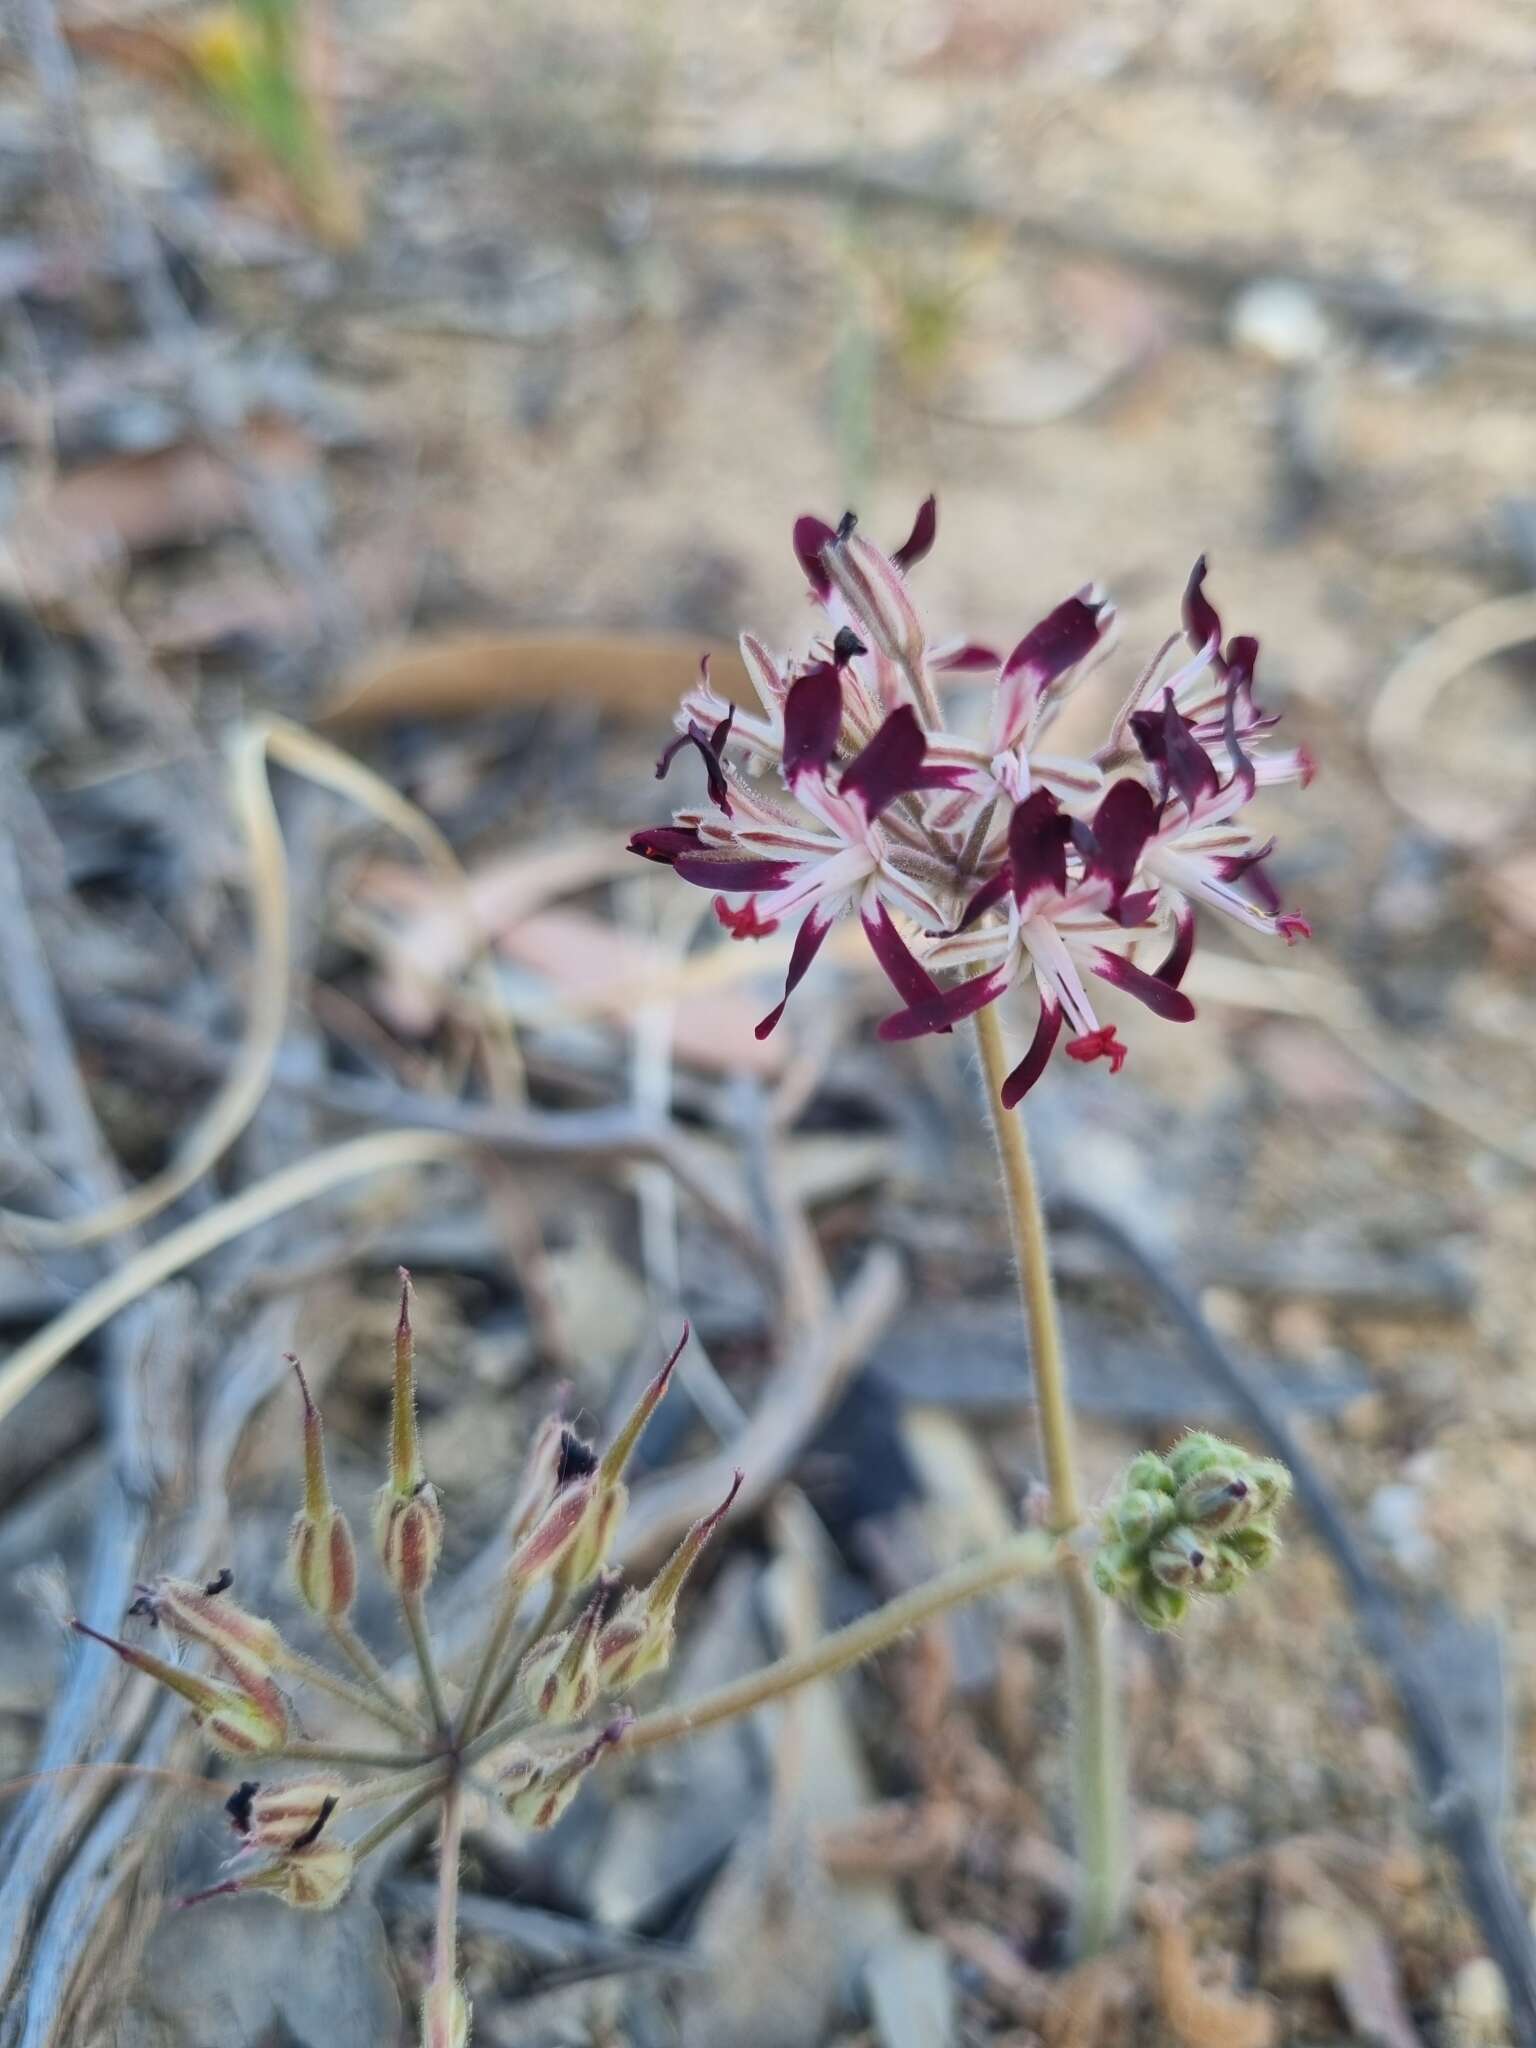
1092,1432,1292,1629
68,1278,739,2048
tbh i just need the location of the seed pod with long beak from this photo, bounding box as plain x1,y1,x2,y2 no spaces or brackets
373,1272,444,1598
286,1356,358,1619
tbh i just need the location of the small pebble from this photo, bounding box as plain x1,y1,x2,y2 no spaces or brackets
1228,278,1333,367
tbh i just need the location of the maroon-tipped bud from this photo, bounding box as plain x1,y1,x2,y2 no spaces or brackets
126,1574,288,1726
374,1271,443,1595
520,1573,620,1725
71,1618,289,1757
597,1470,742,1692
373,1480,444,1599
498,1715,631,1832
287,1356,358,1619
228,1774,349,1850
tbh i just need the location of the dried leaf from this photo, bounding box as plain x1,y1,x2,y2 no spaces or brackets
1151,1896,1277,2048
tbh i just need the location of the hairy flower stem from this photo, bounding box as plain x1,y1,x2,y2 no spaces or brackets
275,1740,427,1770
466,1529,1052,1769
402,1590,451,1734
282,1645,424,1742
428,1780,464,2008
326,1613,420,1728
455,1574,533,1742
350,1774,451,1865
973,1002,1127,1954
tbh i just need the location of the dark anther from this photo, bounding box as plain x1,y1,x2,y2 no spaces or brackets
832,626,867,665
225,1782,258,1834
126,1588,158,1623
555,1429,600,1487
203,1567,234,1597
290,1794,339,1853
836,510,858,542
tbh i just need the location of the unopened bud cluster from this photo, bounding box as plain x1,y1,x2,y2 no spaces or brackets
1092,1433,1291,1629
67,1281,739,2048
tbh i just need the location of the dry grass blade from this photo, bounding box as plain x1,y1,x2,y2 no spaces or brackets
1186,949,1536,1175
1367,590,1536,849
0,1128,474,1432
0,716,520,1252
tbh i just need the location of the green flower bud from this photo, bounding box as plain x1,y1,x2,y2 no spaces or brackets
1166,1432,1229,1486
1132,1576,1190,1630
1204,1544,1250,1596
1093,1542,1142,1597
1107,1487,1175,1547
1175,1468,1259,1532
1222,1520,1281,1572
1247,1459,1293,1513
1148,1524,1217,1591
1123,1451,1177,1496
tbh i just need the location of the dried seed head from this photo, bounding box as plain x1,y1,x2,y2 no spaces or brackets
286,1356,358,1619
498,1718,629,1832
71,1619,289,1757
597,1470,741,1694
420,1980,471,2048
227,1775,349,1850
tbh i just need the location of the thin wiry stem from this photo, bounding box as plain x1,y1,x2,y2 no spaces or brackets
454,1572,528,1743
401,1592,450,1734
350,1775,449,1866
427,1780,465,2013
282,1645,424,1742
972,1005,1127,1955
273,1740,427,1771
465,1529,1052,1769
326,1613,421,1729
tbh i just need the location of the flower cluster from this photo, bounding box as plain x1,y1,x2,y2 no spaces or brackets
631,501,1313,1103
1092,1433,1292,1630
70,1279,737,2048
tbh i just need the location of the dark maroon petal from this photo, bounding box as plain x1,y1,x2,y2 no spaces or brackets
932,641,1001,672
1085,777,1156,901
1153,903,1196,988
1216,838,1280,914
1220,634,1258,803
1065,1025,1128,1074
890,494,938,573
1115,888,1159,929
1000,1001,1064,1108
957,866,1013,932
629,825,704,865
782,663,843,785
878,967,1009,1043
861,899,944,1016
1182,555,1221,654
655,706,736,816
839,705,969,820
1001,596,1107,687
674,851,798,894
1007,789,1071,905
793,516,837,600
755,910,834,1039
1092,950,1197,1022
1146,690,1220,809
